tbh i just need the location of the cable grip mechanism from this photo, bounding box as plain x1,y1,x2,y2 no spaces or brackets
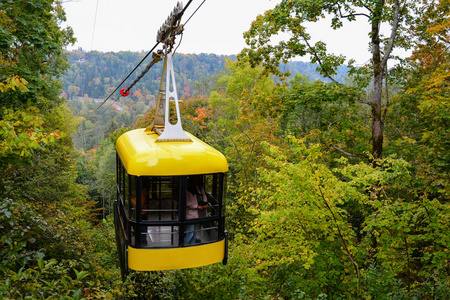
147,52,191,142
157,1,184,50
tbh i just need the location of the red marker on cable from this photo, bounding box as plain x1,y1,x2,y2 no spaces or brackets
120,87,130,97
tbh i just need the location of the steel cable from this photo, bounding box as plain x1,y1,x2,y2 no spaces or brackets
95,0,205,111
95,42,160,111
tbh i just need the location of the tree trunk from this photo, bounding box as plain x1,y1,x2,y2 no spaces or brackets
371,8,384,161
371,0,401,161
366,3,386,265
372,70,384,161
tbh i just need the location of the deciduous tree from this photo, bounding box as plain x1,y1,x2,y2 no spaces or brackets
0,0,75,110
240,0,414,161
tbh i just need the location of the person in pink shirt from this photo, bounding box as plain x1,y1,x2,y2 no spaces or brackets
185,175,208,245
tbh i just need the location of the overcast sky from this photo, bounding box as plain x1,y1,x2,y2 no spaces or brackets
62,0,374,64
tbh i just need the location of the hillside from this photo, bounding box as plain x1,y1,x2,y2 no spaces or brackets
61,50,349,102
61,50,235,102
61,51,350,152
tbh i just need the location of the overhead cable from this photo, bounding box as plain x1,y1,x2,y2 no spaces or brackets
183,0,206,26
96,0,206,111
95,42,160,111
90,0,100,50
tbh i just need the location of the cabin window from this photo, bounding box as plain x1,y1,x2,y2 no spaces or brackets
145,176,180,221
142,225,180,248
130,176,138,221
117,155,126,207
116,155,130,222
116,155,131,250
140,176,180,248
182,174,225,246
116,164,226,248
203,173,225,218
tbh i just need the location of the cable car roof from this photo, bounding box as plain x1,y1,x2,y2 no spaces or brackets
116,128,228,176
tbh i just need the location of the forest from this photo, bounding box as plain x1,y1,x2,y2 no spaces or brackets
60,51,348,152
1,0,449,299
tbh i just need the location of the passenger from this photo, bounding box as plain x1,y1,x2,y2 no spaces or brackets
131,178,149,247
184,175,208,245
131,179,149,218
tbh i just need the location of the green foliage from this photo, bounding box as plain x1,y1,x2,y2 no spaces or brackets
239,0,423,161
0,0,75,110
0,1,128,299
0,198,46,274
178,47,449,296
280,74,370,159
0,198,123,299
0,107,62,163
2,258,88,300
186,61,285,235
0,105,81,205
385,0,450,203
0,196,130,299
89,136,117,218
68,96,127,152
240,0,353,78
228,137,450,298
243,140,362,297
61,51,234,101
0,76,29,93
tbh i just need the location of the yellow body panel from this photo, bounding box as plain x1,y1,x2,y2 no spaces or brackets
116,129,228,176
128,239,225,271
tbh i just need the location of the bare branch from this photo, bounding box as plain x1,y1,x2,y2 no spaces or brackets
299,32,339,84
327,122,368,158
331,144,368,158
381,0,401,67
336,3,370,19
6,2,28,29
227,134,250,188
357,99,373,106
363,4,373,13
382,65,390,124
312,178,361,290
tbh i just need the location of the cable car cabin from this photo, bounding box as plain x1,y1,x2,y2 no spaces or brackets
114,128,228,277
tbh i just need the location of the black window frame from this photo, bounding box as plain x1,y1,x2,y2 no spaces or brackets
116,154,226,249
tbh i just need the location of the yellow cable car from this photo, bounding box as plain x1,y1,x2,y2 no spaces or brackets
114,50,228,279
